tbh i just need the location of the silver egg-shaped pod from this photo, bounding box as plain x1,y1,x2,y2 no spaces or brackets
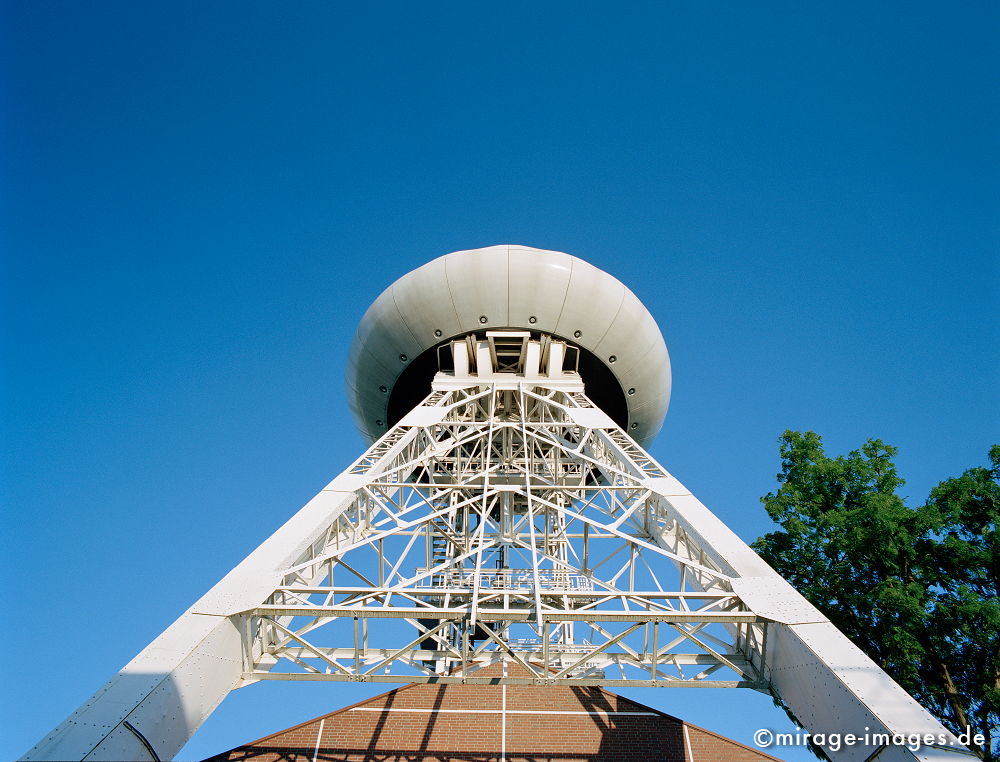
346,245,671,446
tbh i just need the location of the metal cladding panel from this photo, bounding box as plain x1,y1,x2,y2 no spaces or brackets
355,419,379,444
392,254,462,346
397,406,449,427
729,576,826,625
507,246,574,328
78,620,244,762
567,407,617,429
29,675,164,761
553,256,625,346
29,616,241,762
128,608,226,663
346,245,672,446
350,294,422,380
345,329,400,437
81,725,154,762
589,287,668,437
616,342,671,440
347,331,401,402
118,620,244,761
594,288,663,376
621,338,671,394
767,623,962,761
345,383,372,432
346,372,390,435
625,409,656,446
444,245,511,332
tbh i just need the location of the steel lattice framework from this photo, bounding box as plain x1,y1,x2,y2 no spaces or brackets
244,379,765,689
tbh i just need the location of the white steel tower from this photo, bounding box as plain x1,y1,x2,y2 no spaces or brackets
26,246,967,761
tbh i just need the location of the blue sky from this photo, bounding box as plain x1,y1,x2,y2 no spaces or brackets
2,3,997,760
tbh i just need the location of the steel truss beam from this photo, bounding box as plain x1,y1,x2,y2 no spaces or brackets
27,377,967,761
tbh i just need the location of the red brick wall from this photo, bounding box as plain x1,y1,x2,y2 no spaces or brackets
205,672,780,762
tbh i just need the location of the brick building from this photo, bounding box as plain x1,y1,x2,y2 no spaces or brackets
205,668,780,762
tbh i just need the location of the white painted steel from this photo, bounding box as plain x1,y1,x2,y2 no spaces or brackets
346,245,671,445
26,256,970,762
766,624,967,761
31,366,964,760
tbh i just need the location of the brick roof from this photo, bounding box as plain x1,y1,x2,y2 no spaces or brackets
204,666,781,762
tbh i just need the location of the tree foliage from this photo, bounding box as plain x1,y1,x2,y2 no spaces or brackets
753,432,999,760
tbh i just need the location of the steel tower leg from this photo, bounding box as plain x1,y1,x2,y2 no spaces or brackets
26,364,967,761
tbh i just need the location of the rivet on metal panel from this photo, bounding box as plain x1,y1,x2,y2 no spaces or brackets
573,330,582,338
609,355,617,363
528,316,537,324
379,385,387,393
479,315,488,324
434,329,442,337
630,422,638,429
628,387,636,395
375,420,383,426
399,354,408,362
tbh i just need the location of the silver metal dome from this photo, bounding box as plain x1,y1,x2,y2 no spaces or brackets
346,245,671,446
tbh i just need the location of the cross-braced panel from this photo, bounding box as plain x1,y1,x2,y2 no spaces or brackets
238,382,769,689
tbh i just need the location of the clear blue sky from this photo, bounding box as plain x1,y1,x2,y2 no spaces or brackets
2,3,997,761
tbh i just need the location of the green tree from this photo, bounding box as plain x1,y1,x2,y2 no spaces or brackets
753,432,999,760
